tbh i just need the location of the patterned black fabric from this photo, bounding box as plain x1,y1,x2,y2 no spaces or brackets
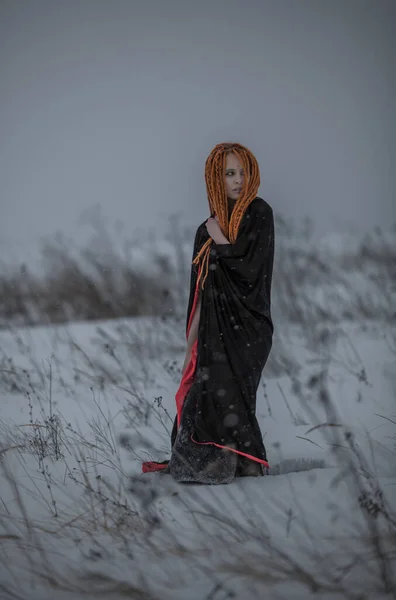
169,382,238,484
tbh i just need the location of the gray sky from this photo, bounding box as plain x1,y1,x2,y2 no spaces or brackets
1,0,395,265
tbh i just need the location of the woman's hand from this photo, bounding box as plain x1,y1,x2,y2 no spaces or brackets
205,215,230,245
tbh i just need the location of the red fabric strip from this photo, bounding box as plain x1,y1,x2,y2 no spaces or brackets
175,266,201,426
142,270,202,474
191,434,270,469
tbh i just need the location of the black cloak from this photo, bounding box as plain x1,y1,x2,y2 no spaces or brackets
168,196,275,483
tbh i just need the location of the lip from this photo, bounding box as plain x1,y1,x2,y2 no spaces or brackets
233,188,242,192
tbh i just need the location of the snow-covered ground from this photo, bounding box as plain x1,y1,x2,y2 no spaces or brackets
0,315,395,599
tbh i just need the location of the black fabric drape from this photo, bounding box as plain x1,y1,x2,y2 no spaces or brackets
171,196,275,465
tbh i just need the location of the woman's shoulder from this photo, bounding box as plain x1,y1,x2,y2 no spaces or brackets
242,198,273,229
248,196,273,217
194,219,210,248
195,219,208,237
193,197,272,234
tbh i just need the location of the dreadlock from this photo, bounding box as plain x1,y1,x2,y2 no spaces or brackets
193,142,261,289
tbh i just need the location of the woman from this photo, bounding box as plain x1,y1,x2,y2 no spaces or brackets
143,142,275,484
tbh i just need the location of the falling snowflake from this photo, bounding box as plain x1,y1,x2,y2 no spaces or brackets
224,413,239,427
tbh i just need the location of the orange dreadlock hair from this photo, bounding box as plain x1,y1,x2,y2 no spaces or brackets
193,142,261,289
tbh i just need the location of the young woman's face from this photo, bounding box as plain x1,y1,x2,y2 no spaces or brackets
225,152,245,201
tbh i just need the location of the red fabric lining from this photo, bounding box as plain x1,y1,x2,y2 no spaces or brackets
142,270,202,473
190,434,269,468
142,462,168,473
175,265,202,426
